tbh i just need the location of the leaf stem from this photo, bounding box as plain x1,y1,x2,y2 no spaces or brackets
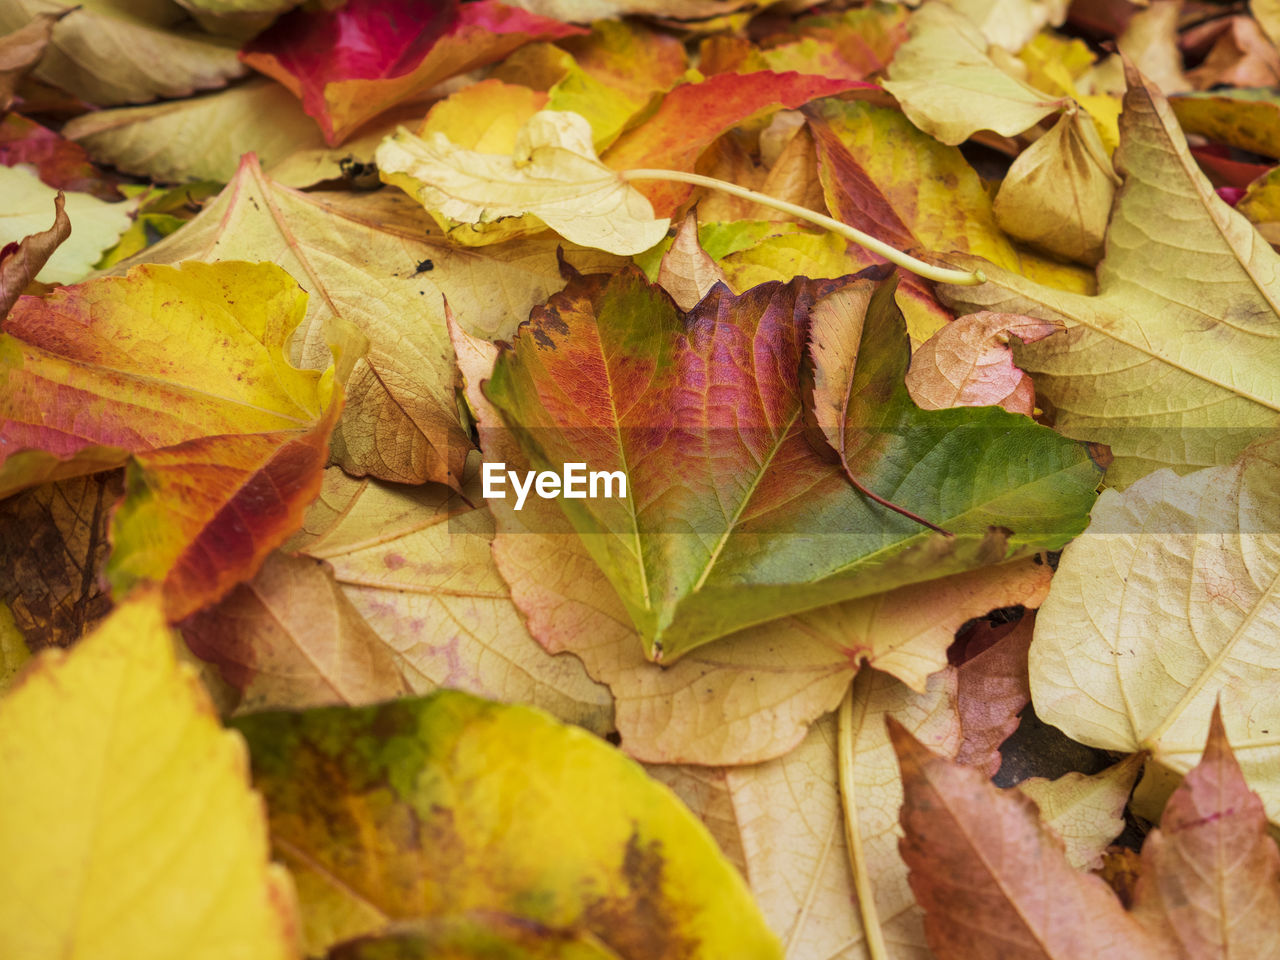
620,168,987,286
840,454,951,536
838,677,891,960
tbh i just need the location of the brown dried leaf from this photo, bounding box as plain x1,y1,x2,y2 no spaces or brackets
1131,707,1280,960
954,614,1035,773
0,470,121,650
0,11,60,111
892,719,1165,959
0,190,68,320
906,312,1062,416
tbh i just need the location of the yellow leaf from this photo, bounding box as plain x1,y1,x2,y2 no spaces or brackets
883,2,1068,145
0,603,28,695
375,110,670,255
107,156,621,486
994,107,1119,265
0,595,298,960
1030,436,1280,824
235,690,779,958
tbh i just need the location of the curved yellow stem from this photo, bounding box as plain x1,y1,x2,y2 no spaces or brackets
620,168,987,286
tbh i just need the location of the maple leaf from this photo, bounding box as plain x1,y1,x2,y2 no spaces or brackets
0,113,124,200
234,689,781,958
1,261,339,620
241,0,582,145
484,265,1096,661
0,595,298,960
942,62,1280,486
109,154,621,487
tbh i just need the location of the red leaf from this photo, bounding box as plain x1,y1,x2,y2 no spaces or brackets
0,114,122,201
603,71,873,216
241,0,583,145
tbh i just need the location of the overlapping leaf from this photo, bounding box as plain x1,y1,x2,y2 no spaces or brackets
241,0,581,145
1,260,338,619
486,264,1097,661
1030,435,1280,822
942,63,1280,485
235,690,781,958
0,595,298,960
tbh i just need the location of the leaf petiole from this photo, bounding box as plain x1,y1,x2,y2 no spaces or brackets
620,168,987,286
838,677,892,960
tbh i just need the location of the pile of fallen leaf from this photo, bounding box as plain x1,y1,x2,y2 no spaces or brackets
1,0,1279,958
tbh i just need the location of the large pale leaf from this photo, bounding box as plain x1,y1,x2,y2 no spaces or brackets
485,265,1095,660
377,110,670,255
110,155,619,486
0,0,245,105
62,78,328,184
234,690,781,958
1,260,338,620
1029,436,1280,823
882,2,1068,145
941,63,1280,485
0,595,298,960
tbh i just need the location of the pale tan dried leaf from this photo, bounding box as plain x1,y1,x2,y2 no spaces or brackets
181,551,412,713
1116,1,1191,95
882,2,1067,145
0,0,246,106
1030,436,1280,823
63,79,327,185
654,668,962,960
289,468,614,735
1019,755,1144,870
993,108,1119,265
657,210,727,310
376,111,669,255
